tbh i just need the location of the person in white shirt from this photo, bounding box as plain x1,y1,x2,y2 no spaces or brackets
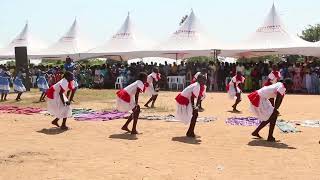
144,68,161,108
227,72,245,112
175,74,206,138
248,79,293,142
116,72,148,135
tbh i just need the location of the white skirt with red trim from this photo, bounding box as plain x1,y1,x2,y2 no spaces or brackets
115,96,136,112
249,97,274,121
227,85,241,99
47,93,72,119
145,84,158,96
175,102,193,125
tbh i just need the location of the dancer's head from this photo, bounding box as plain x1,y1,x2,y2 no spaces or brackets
272,65,278,71
153,67,159,73
138,72,148,83
197,74,206,85
64,71,74,82
201,68,207,74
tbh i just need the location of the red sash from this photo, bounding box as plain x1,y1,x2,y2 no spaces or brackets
191,77,196,84
175,93,189,105
116,89,130,103
248,91,260,107
272,71,280,80
226,84,230,91
264,80,272,86
46,86,55,99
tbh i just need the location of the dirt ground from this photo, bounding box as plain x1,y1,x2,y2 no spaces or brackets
0,89,319,180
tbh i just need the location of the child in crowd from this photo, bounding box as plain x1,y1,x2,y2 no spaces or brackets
0,67,11,101
13,69,26,101
37,69,49,102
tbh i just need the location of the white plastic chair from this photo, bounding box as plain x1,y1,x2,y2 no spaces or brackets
31,75,37,88
167,76,178,90
177,76,186,90
115,76,124,89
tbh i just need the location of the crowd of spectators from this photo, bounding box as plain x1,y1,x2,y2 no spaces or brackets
1,59,320,94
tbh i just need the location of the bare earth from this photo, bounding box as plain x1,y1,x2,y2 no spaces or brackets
0,89,319,180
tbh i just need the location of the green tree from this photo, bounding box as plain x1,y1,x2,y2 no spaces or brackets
300,24,320,42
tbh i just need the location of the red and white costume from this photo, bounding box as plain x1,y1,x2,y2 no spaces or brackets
175,82,205,124
191,72,207,100
46,78,75,119
191,72,201,83
116,80,145,112
264,71,281,86
145,72,161,96
226,75,245,99
248,82,286,121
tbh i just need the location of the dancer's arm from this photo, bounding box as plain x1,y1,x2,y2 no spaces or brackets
59,91,69,106
274,93,284,110
153,77,159,91
135,90,140,105
233,82,238,93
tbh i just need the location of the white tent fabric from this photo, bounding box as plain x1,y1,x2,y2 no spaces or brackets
148,10,219,59
83,13,154,60
33,19,93,60
220,4,314,58
0,23,47,59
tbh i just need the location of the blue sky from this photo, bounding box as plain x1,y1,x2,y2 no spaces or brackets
0,0,319,46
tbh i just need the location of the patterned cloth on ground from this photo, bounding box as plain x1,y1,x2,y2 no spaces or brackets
139,115,217,123
0,105,43,115
295,120,320,128
73,109,128,121
226,117,262,126
276,120,301,133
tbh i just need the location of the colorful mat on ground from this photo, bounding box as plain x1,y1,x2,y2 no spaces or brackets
139,115,217,123
276,120,301,133
294,120,320,128
73,109,128,121
226,117,301,133
226,117,262,126
0,105,43,115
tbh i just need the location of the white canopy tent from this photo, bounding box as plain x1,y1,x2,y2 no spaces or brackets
220,4,314,58
82,13,154,61
146,9,219,59
0,22,47,59
33,19,93,60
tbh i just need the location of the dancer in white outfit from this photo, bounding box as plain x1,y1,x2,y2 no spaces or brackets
249,79,293,142
47,71,75,130
144,68,161,108
175,74,206,138
226,72,245,112
116,72,147,134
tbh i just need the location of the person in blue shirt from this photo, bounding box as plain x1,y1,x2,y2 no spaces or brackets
64,56,77,102
13,69,26,101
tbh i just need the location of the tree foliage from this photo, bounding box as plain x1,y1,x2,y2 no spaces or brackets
300,24,320,42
